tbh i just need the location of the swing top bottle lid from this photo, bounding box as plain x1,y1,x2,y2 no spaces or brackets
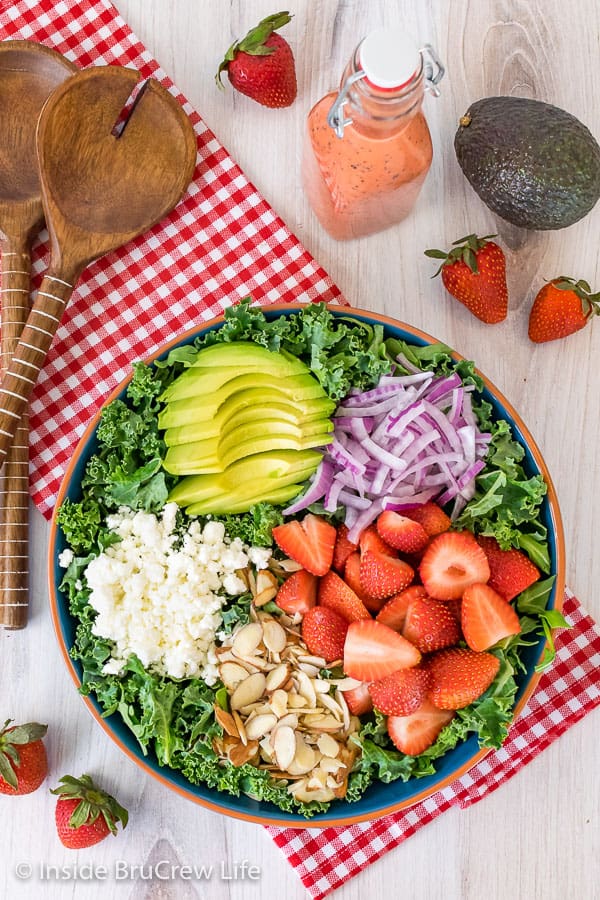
358,27,421,90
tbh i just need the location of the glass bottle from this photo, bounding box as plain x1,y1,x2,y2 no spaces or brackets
302,28,444,240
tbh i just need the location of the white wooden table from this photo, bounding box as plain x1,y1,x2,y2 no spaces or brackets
2,2,599,898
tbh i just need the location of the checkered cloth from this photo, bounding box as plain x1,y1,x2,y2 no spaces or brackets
1,4,599,898
267,589,600,898
0,0,342,517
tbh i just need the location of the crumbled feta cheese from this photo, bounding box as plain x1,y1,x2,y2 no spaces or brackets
58,548,74,568
247,546,272,570
83,503,257,683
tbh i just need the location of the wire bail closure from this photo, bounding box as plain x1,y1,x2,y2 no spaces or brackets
421,43,445,97
327,70,366,139
327,43,445,139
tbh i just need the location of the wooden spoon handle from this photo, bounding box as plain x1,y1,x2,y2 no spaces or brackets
0,247,32,629
0,271,73,469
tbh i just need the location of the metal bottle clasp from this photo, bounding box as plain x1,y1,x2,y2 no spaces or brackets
420,44,445,97
327,70,366,139
327,44,445,139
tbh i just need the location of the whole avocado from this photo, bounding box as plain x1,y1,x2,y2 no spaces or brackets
454,96,600,230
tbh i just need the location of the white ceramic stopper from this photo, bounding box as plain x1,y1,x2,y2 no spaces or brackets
359,27,421,89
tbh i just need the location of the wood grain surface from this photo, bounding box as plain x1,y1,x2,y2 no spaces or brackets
1,2,599,899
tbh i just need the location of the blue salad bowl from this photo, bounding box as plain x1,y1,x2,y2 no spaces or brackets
48,304,565,827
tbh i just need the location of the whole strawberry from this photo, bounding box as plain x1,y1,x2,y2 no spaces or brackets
216,11,297,109
425,233,508,323
0,719,48,794
51,774,128,849
528,276,600,343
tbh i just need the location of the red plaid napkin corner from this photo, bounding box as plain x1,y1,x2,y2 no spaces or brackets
265,589,600,899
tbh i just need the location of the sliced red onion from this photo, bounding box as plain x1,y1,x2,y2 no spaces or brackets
284,363,490,528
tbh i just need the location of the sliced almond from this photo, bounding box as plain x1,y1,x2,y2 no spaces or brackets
234,654,271,672
319,757,345,774
287,693,308,709
256,569,278,595
332,677,364,691
296,663,320,678
269,688,289,719
238,700,269,716
302,714,342,733
272,712,299,731
297,654,328,668
245,713,278,741
335,688,351,732
230,672,266,710
232,622,263,657
276,558,303,573
313,679,333,694
296,671,317,708
214,706,239,739
231,710,247,746
246,569,257,596
219,661,252,691
319,692,343,720
287,734,318,775
316,734,340,758
308,771,328,791
262,618,287,654
287,779,335,803
265,663,291,692
228,739,259,767
272,725,296,771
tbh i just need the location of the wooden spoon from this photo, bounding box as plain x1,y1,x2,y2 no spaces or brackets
0,41,76,630
0,65,196,489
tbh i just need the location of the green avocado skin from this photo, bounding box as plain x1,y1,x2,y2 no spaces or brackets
454,96,600,230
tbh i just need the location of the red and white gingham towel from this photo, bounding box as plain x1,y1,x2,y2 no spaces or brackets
0,0,343,517
1,4,599,898
267,589,600,898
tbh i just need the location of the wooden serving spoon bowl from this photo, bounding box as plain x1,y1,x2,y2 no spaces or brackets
0,41,77,630
0,65,197,469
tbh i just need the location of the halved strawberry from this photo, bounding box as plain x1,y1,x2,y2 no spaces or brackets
359,525,396,557
344,552,385,613
477,535,541,601
461,582,521,651
318,570,371,623
274,568,317,617
301,606,348,662
387,700,455,755
360,550,414,600
402,595,461,653
343,619,421,681
427,647,500,709
404,502,451,537
376,585,427,631
332,524,358,573
376,510,429,554
419,531,490,600
272,513,336,576
342,682,373,716
369,667,430,716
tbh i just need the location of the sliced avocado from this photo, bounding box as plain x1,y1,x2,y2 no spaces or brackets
185,483,304,516
166,417,333,458
161,343,308,403
167,449,321,507
454,96,600,230
186,342,307,371
163,429,332,476
158,372,328,430
163,396,335,446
